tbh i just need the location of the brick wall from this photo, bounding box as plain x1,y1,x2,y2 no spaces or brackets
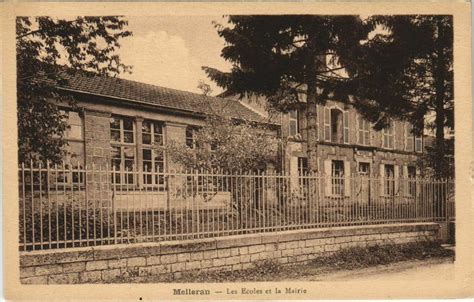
19,223,440,284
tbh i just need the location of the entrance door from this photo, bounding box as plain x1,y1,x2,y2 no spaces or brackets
358,162,371,205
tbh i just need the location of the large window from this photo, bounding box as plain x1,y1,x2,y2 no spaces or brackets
324,107,348,143
405,124,423,152
415,136,423,153
110,115,136,184
331,160,344,196
289,110,299,136
186,126,197,148
407,166,417,196
358,116,370,146
142,120,165,187
142,120,165,185
384,164,395,196
330,109,343,143
358,162,370,176
382,124,394,149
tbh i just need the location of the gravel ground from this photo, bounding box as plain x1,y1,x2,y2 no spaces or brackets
304,257,454,281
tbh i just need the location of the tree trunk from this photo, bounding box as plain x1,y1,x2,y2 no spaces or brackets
306,80,319,173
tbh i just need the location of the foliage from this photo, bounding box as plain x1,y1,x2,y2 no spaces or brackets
312,240,453,269
159,114,280,172
418,137,454,178
203,15,370,172
353,16,453,176
17,16,132,163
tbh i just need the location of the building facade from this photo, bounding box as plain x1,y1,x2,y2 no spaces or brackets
238,94,424,180
54,72,280,185
55,72,423,186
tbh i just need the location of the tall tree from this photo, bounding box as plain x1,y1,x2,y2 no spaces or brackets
351,15,453,177
203,16,369,172
17,16,132,163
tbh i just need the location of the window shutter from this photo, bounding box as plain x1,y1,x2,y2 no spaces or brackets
324,160,332,196
379,164,385,196
344,161,351,196
394,165,400,195
415,136,423,152
343,111,349,144
324,107,330,141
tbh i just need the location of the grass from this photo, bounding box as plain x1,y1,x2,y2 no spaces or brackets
166,240,454,283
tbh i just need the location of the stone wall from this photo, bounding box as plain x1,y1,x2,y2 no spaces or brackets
20,223,440,284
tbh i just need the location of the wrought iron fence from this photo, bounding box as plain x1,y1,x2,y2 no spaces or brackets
19,161,455,251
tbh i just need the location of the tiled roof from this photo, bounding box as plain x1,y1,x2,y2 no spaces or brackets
55,72,278,125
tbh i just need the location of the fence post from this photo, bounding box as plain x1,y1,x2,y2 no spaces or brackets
112,165,117,244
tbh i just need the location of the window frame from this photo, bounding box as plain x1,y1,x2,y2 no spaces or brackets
382,123,395,149
288,110,299,136
324,106,349,144
141,119,166,188
358,116,371,146
405,123,423,153
331,160,345,196
383,164,395,196
110,115,137,185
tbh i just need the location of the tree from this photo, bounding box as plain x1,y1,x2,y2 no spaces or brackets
17,16,132,163
351,16,453,177
203,16,369,172
160,80,279,172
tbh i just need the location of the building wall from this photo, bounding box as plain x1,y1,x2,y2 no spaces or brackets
63,94,280,173
282,99,422,177
19,222,440,284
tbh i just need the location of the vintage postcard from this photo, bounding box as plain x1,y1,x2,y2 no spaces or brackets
1,1,473,300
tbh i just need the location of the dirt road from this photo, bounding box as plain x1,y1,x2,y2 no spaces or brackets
307,257,454,281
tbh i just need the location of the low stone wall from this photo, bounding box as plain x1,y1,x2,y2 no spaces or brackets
20,223,440,284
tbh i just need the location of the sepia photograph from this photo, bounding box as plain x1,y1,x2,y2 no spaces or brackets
2,2,472,300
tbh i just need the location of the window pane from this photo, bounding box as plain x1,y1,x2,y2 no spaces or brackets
154,134,163,146
124,146,135,160
111,146,121,159
154,150,164,162
123,131,134,143
142,121,151,134
289,121,297,136
111,129,121,142
364,132,369,145
406,138,414,151
289,110,298,119
110,117,120,129
143,149,152,160
415,137,422,152
142,133,152,145
385,165,394,177
124,160,135,184
123,118,134,131
153,122,163,135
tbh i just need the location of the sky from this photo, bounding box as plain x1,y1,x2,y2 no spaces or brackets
117,16,231,95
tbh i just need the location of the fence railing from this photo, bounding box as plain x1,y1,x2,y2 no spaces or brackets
19,162,455,251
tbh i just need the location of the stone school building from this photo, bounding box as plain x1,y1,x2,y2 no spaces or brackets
54,71,424,189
